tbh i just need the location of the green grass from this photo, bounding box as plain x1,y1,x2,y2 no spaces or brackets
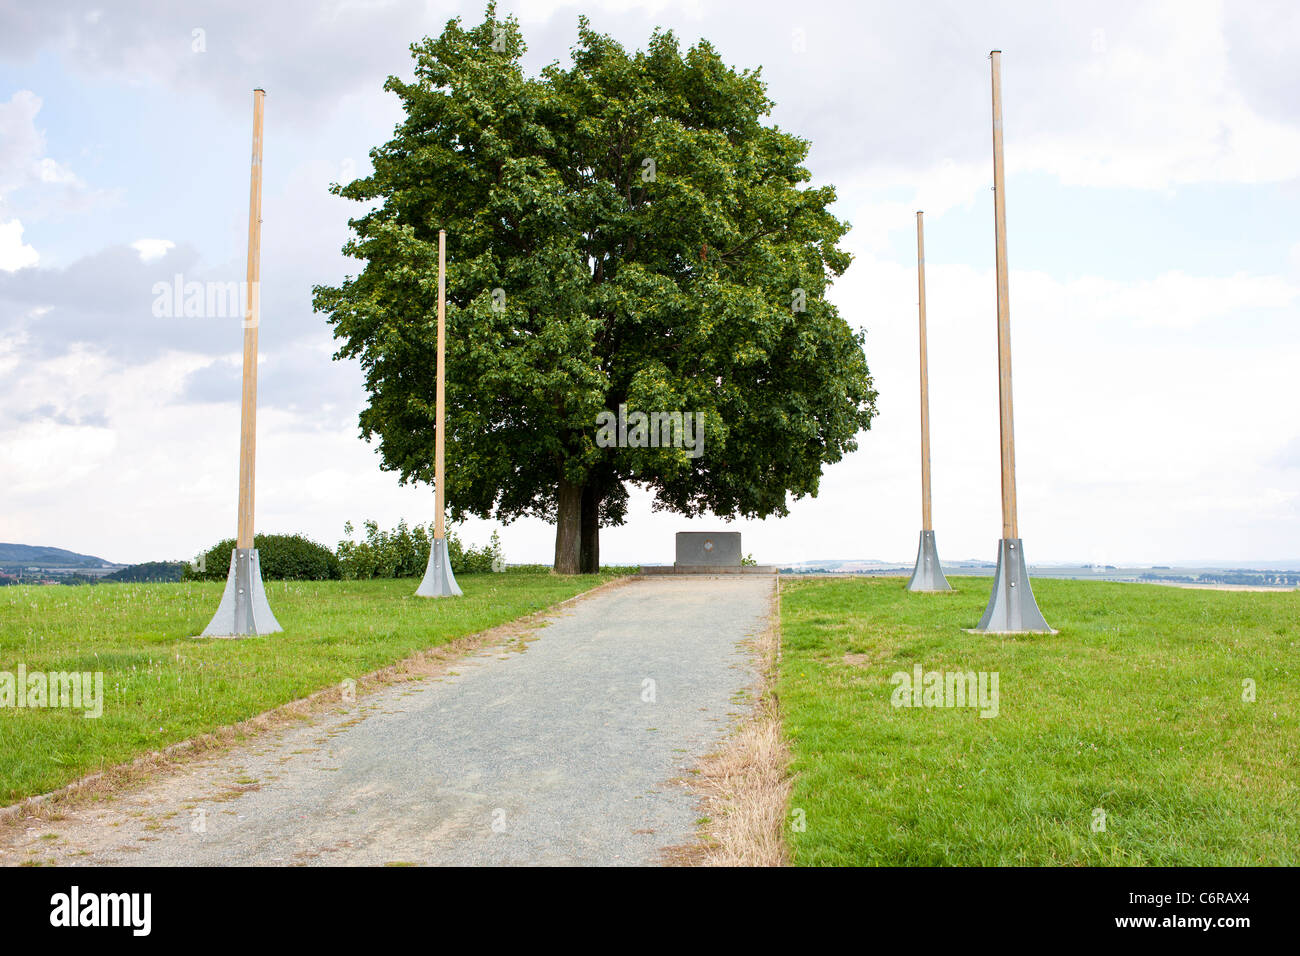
778,576,1300,866
0,572,622,803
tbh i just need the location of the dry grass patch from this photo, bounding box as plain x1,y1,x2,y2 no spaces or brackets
667,582,791,867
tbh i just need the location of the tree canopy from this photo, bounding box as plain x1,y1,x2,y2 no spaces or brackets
313,4,878,572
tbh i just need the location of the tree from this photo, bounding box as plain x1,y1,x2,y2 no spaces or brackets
313,4,878,573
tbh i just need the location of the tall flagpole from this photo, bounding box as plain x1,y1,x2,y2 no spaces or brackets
237,89,265,552
417,228,462,597
975,52,1050,632
435,229,447,542
202,88,282,637
918,210,932,534
908,210,951,592
990,53,1018,542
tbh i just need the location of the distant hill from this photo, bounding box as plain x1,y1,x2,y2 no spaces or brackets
0,543,113,569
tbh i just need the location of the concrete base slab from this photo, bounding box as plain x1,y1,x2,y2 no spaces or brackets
199,548,283,638
973,537,1055,633
907,530,952,592
416,537,462,597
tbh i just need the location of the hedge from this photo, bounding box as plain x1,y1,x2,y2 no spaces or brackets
184,533,341,581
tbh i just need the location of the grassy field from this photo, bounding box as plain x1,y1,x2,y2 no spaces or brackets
0,572,621,803
778,576,1299,866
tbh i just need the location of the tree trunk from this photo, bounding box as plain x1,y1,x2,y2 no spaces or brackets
553,479,582,574
579,484,602,573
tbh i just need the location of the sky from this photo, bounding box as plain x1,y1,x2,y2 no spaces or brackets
1,0,1299,569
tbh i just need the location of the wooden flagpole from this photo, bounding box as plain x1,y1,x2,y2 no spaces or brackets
200,88,282,635
917,210,934,533
415,227,461,596
434,228,447,541
907,209,952,592
236,89,266,549
990,51,1018,540
974,51,1050,630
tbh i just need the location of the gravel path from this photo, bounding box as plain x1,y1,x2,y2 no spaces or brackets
4,574,775,867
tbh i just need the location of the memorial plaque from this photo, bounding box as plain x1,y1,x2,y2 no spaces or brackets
675,532,742,567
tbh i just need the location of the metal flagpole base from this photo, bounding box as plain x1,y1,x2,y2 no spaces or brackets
973,538,1054,633
200,548,282,638
907,530,952,592
416,536,462,597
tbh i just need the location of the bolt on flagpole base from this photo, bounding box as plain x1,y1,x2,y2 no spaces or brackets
200,548,282,638
416,536,462,598
973,538,1055,634
907,530,952,592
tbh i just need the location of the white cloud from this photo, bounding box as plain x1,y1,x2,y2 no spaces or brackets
130,238,175,262
1,419,117,495
0,92,83,194
0,89,105,220
1031,270,1297,330
831,160,990,254
1013,2,1300,189
0,220,39,271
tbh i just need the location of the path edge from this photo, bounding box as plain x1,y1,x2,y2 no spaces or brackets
0,574,635,838
663,577,793,867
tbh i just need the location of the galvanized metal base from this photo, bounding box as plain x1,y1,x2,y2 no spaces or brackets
200,548,282,638
974,538,1054,633
416,537,462,597
907,530,952,592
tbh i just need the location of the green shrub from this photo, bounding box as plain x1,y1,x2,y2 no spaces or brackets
105,561,186,583
336,520,428,579
184,533,341,581
451,529,502,574
336,521,502,579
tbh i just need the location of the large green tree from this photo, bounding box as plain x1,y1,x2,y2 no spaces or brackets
314,5,878,573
